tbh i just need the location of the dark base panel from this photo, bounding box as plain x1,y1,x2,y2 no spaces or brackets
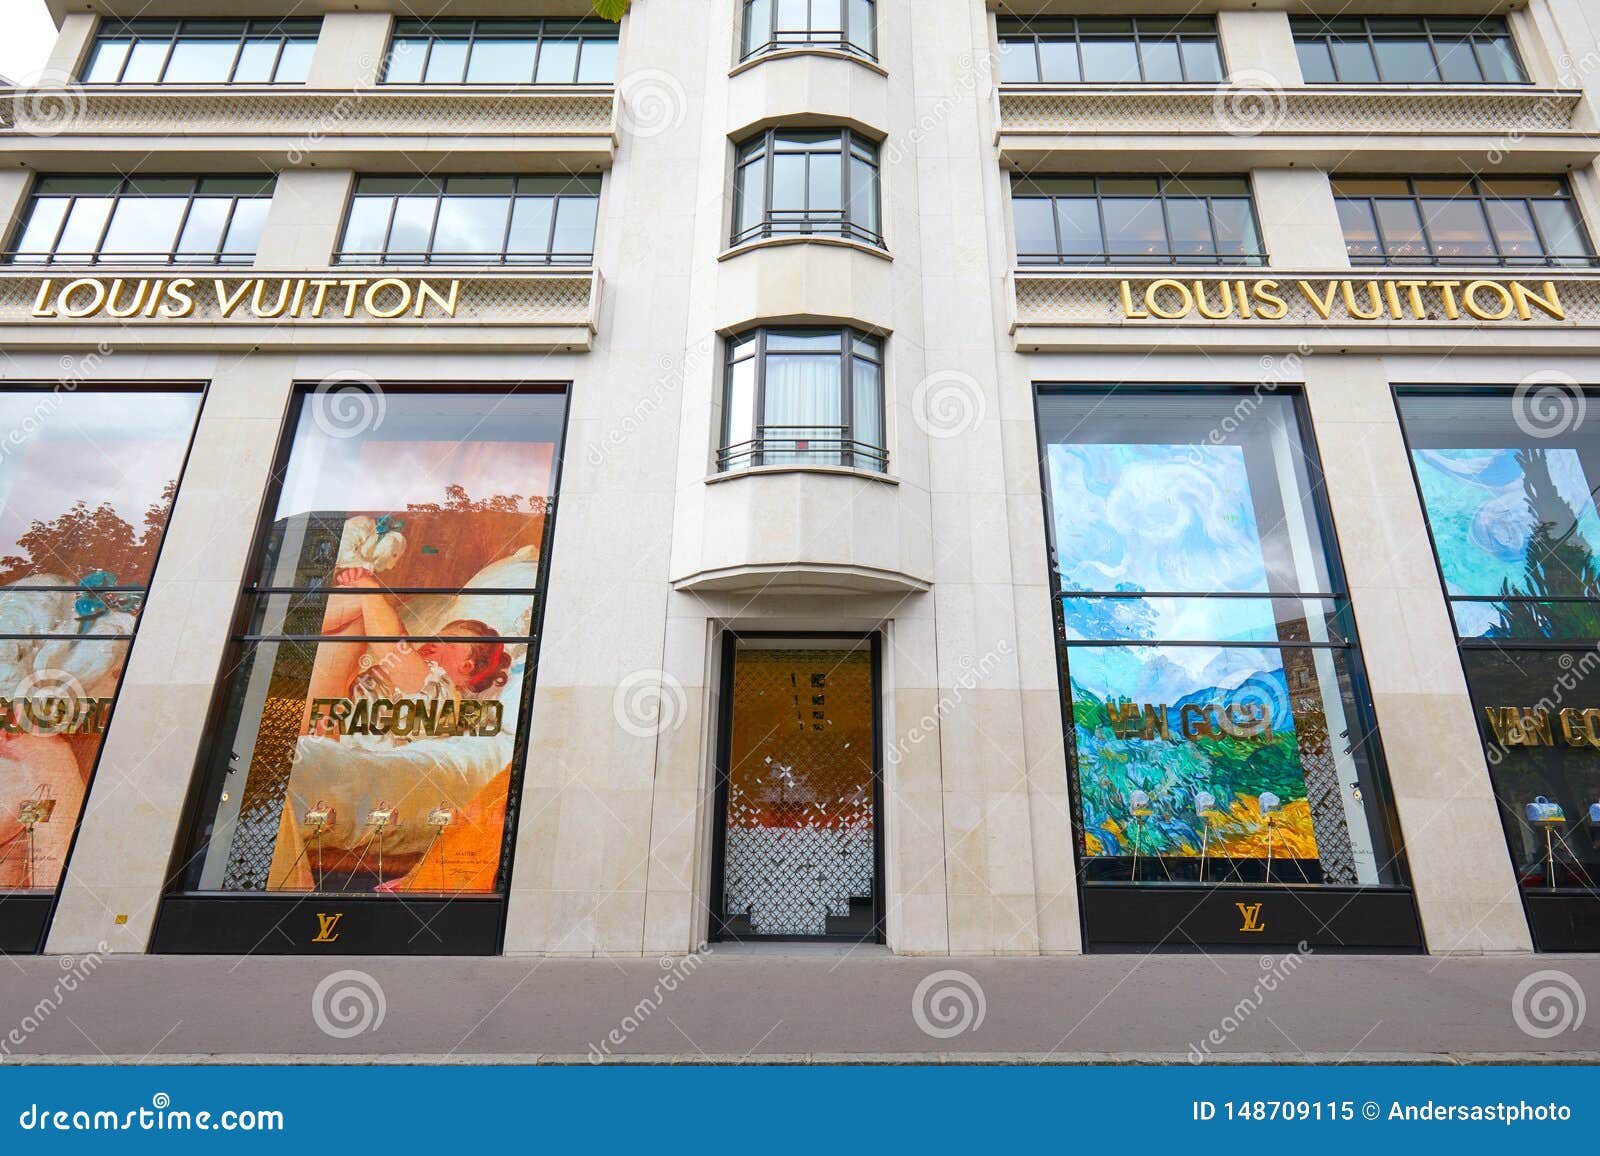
1525,892,1600,952
0,895,52,954
1082,884,1424,952
151,896,504,956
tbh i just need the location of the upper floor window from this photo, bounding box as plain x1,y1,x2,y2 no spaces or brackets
9,176,274,266
997,17,1223,84
731,129,883,248
721,328,886,473
1012,175,1264,266
83,19,320,85
383,19,618,84
1332,176,1597,267
1292,16,1525,84
741,0,876,62
337,175,600,266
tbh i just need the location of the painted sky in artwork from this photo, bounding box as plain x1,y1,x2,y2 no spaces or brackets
1413,448,1600,635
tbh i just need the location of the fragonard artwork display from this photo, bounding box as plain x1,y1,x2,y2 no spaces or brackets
0,391,200,893
194,392,561,897
1047,440,1336,877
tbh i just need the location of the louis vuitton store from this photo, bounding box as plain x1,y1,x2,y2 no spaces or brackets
4,0,1600,962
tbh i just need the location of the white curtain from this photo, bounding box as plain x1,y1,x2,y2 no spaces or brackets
763,353,842,465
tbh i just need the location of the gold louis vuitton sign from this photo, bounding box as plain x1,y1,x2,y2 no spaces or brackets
312,913,343,943
31,276,462,321
1118,277,1564,323
1236,902,1267,933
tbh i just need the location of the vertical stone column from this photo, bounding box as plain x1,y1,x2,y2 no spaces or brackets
307,13,393,89
47,356,297,955
41,14,98,82
0,171,35,244
1251,170,1350,271
1302,356,1532,955
1216,10,1303,85
253,170,355,271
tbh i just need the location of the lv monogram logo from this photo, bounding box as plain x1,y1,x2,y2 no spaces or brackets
312,912,344,943
1235,902,1267,933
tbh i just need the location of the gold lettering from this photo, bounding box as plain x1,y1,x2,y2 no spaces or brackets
1463,279,1514,321
1144,279,1194,320
1340,279,1384,320
31,278,55,317
104,278,149,319
1429,280,1463,319
161,278,196,318
1297,280,1338,320
415,279,460,318
214,279,252,318
1193,280,1233,320
1510,280,1564,321
1396,280,1429,320
1118,280,1149,319
1251,279,1287,320
58,278,107,318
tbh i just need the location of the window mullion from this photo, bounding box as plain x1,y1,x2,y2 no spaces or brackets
753,330,767,468
224,32,247,84
840,335,854,469
215,196,242,264
89,185,122,264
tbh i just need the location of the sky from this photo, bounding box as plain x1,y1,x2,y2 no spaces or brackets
0,1,60,84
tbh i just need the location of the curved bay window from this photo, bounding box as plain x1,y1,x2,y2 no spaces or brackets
1039,388,1417,950
1333,177,1597,269
0,388,201,953
741,0,877,62
721,328,885,473
159,388,564,955
731,129,883,248
1013,176,1264,267
1397,390,1600,950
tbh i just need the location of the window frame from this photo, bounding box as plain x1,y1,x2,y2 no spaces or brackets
730,128,884,248
380,18,619,85
1291,15,1528,85
719,326,888,474
1332,175,1600,268
81,18,322,85
333,175,602,267
1011,174,1267,267
739,0,878,63
996,16,1226,85
6,175,276,267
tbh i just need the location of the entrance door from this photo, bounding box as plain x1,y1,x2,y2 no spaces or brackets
710,635,883,942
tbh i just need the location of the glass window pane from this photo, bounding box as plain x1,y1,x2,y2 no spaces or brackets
807,151,842,214
1012,197,1057,259
551,196,599,259
231,40,278,83
1164,198,1214,256
12,199,70,259
1139,40,1182,83
53,198,114,258
1055,197,1101,256
1531,200,1592,258
507,196,555,257
852,358,884,467
771,152,807,212
1374,38,1438,82
1101,196,1168,261
99,197,187,257
764,352,843,466
733,155,766,240
164,39,237,83
576,39,617,82
1421,198,1495,259
535,39,580,82
1486,199,1541,260
1336,198,1382,259
849,156,879,237
275,40,315,82
423,40,468,83
1296,40,1336,83
1329,40,1379,83
1080,37,1140,82
387,197,438,255
1476,38,1525,83
385,39,427,83
724,355,756,467
998,39,1038,83
466,40,536,83
84,40,132,83
221,197,269,258
122,40,171,83
340,198,393,258
431,195,510,259
1037,40,1080,82
174,197,230,257
1434,38,1484,83
744,0,772,53
1180,40,1223,82
1374,199,1428,259
848,0,874,52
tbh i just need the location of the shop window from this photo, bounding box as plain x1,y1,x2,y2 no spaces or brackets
1332,176,1597,268
1397,391,1600,938
731,129,883,248
0,388,201,951
336,175,600,266
383,19,618,84
998,17,1222,84
1293,16,1526,85
1013,175,1264,266
1038,389,1405,896
720,327,885,472
7,176,275,267
740,0,876,62
82,19,320,85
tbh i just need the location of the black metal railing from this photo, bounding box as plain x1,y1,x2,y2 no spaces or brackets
732,212,883,249
718,425,888,473
1017,251,1269,267
332,249,595,267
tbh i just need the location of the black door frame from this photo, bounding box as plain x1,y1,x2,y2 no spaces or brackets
707,630,886,944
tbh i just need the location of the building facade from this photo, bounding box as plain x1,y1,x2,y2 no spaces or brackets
0,0,1598,959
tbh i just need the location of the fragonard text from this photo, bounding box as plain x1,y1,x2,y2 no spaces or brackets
308,697,503,739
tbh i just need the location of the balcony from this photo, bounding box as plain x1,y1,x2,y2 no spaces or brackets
0,266,602,351
1009,267,1600,355
995,85,1596,171
0,84,617,170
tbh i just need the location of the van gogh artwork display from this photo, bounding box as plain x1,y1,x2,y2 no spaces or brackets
189,392,561,897
0,390,200,893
